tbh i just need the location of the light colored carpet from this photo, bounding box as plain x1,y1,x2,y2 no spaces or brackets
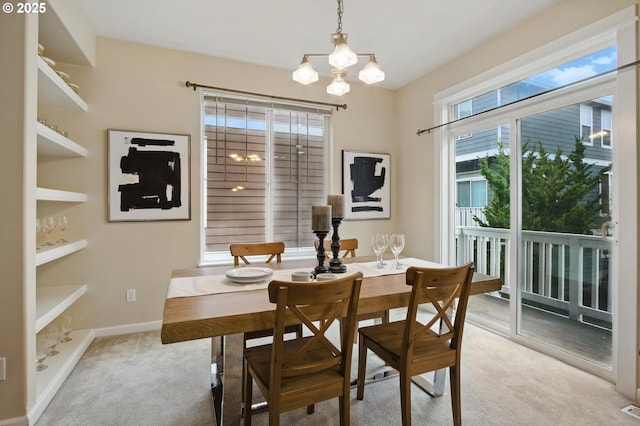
36,322,637,426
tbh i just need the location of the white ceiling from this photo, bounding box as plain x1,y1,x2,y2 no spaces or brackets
77,0,559,90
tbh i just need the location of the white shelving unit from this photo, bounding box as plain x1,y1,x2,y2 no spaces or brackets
29,2,96,422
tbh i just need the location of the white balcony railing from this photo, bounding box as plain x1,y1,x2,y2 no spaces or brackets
456,225,612,328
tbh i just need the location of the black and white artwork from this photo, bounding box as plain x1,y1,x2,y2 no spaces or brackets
108,129,190,221
342,150,390,220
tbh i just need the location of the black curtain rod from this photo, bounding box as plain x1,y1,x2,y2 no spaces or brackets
185,81,347,111
416,59,640,136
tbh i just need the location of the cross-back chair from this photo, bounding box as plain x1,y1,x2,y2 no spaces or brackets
228,242,304,415
356,263,474,426
314,238,358,258
230,242,285,266
243,272,363,426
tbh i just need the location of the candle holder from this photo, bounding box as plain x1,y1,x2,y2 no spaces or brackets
329,217,347,273
313,230,330,275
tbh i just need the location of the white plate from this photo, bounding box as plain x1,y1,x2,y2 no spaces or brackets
226,267,273,283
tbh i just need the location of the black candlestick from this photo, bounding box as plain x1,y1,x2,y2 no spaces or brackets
329,217,347,273
313,230,330,276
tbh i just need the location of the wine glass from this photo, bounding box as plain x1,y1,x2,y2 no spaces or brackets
36,334,49,371
47,325,62,356
61,315,73,342
57,216,68,243
371,233,388,269
36,218,42,250
42,216,55,246
389,233,406,269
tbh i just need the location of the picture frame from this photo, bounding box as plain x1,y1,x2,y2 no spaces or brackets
342,150,390,220
107,129,191,222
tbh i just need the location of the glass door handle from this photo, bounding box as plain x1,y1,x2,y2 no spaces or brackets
600,220,616,241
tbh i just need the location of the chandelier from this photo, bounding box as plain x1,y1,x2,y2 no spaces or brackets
292,0,385,96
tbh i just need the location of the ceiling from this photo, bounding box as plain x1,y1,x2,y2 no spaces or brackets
77,0,559,90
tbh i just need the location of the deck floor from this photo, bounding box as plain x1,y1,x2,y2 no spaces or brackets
465,293,612,368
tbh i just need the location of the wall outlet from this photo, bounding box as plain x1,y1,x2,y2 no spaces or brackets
0,357,5,381
126,289,136,302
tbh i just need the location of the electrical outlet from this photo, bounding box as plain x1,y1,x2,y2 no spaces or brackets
126,289,136,302
0,357,5,381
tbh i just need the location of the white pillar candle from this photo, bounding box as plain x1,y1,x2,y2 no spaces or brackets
312,205,332,231
327,194,345,218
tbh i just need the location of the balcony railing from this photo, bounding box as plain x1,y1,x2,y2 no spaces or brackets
456,225,612,329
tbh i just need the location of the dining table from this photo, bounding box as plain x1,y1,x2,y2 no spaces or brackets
161,256,502,425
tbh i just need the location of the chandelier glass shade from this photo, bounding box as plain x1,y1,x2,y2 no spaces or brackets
292,0,384,96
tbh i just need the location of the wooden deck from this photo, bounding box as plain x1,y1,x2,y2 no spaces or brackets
465,293,612,368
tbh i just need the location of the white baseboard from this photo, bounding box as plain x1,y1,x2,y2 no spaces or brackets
92,320,162,337
0,415,28,426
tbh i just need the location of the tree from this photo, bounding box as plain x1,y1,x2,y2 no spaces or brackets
476,137,610,235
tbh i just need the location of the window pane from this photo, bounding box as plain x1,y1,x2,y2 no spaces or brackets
453,46,617,117
471,180,487,207
457,181,470,207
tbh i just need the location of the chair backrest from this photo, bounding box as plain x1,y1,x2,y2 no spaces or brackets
403,263,474,357
314,238,358,258
229,242,285,266
267,272,363,379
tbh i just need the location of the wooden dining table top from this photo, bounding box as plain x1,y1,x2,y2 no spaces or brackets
160,256,501,345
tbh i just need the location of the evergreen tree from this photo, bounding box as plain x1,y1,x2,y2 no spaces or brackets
476,137,610,235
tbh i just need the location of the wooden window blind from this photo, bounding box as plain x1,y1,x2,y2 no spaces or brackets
203,94,331,254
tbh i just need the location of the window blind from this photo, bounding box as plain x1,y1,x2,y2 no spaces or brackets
203,94,331,254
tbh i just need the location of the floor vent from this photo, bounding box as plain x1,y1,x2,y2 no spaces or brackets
622,404,640,420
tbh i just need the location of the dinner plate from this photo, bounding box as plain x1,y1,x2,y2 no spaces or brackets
226,267,273,283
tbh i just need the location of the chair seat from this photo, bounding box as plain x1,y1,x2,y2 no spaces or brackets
359,321,457,370
246,339,345,407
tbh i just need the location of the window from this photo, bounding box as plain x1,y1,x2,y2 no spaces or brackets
454,99,473,139
580,104,593,145
456,179,487,207
201,93,332,263
601,109,612,148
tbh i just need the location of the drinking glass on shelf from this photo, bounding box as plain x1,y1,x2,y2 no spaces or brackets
36,334,49,371
36,218,42,250
371,233,389,269
47,325,62,356
57,216,68,243
389,233,406,269
41,216,55,246
61,315,73,343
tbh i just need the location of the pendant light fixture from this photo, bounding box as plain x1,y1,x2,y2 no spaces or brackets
292,0,385,96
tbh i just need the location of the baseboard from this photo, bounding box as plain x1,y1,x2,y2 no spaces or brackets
93,320,162,337
0,415,28,426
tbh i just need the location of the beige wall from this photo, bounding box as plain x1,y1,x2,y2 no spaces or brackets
40,37,397,330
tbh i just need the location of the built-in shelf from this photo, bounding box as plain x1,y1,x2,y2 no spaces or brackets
36,187,87,202
35,284,87,333
31,328,95,421
36,121,88,157
37,56,88,111
36,239,87,267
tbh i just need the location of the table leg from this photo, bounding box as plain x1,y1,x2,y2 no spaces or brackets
412,369,446,397
210,336,224,426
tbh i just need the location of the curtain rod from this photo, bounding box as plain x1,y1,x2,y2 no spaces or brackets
185,81,347,111
416,59,640,136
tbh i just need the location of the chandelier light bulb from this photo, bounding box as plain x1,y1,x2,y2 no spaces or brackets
328,33,358,69
292,56,319,85
359,56,385,84
327,71,350,96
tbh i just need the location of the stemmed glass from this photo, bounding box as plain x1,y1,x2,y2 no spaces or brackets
61,315,73,343
389,233,406,269
47,325,62,356
57,216,68,243
36,218,42,250
371,233,389,269
42,216,55,246
36,334,49,371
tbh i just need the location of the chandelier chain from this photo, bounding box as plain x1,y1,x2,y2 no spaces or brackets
336,0,343,33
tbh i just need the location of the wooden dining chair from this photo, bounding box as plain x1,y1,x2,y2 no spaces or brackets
244,272,363,426
356,263,474,426
314,237,358,258
229,242,304,415
230,241,286,266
